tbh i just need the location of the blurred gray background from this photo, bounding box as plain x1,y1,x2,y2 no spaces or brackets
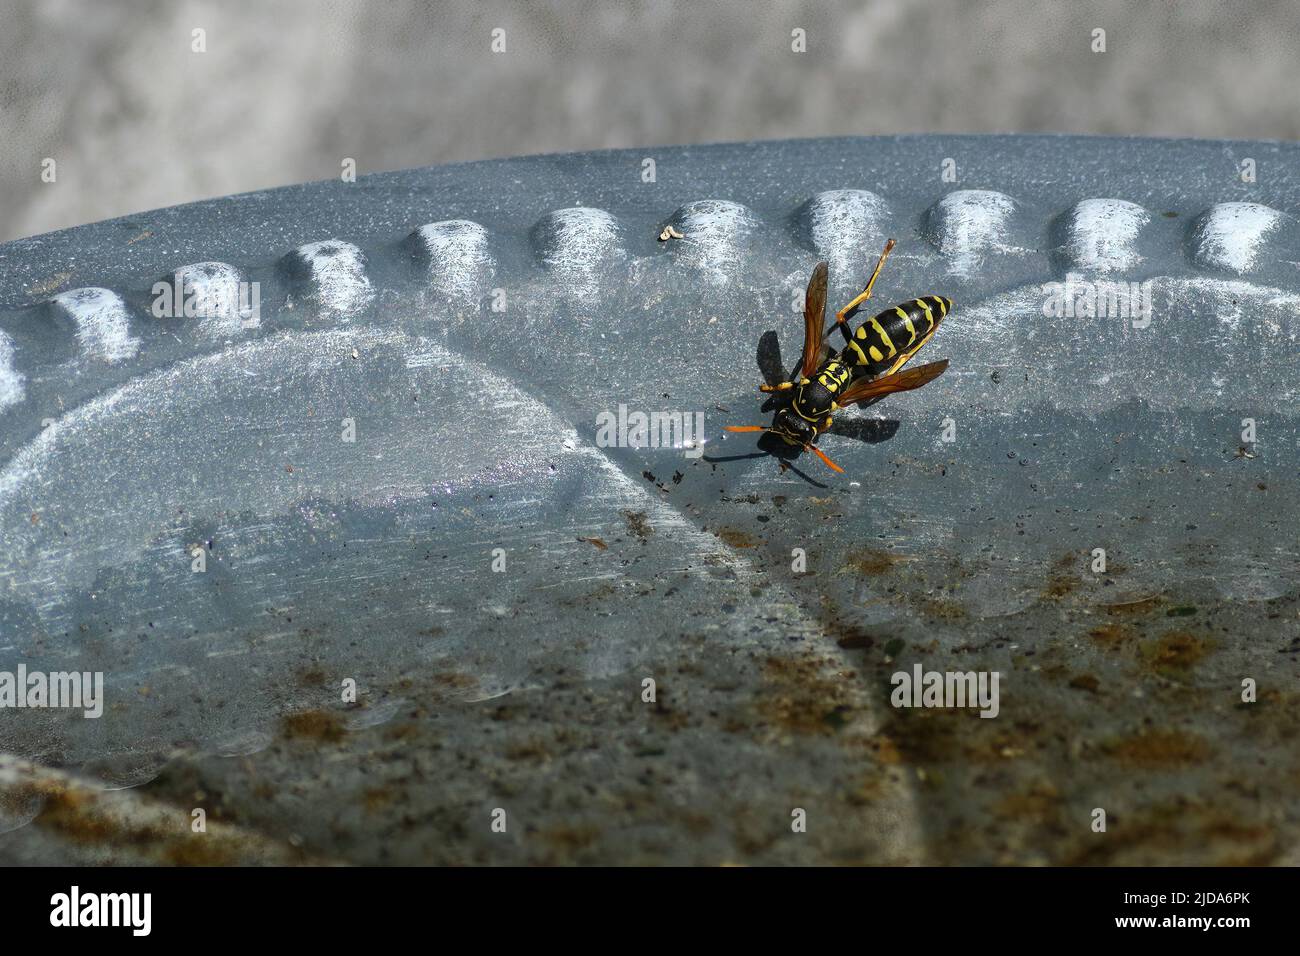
1,0,1295,243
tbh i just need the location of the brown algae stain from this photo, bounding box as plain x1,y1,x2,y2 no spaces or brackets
432,671,479,690
32,788,140,845
993,783,1062,823
1068,674,1101,693
29,787,238,865
161,837,239,866
1140,631,1216,675
757,655,853,736
843,548,907,575
281,709,347,743
539,824,599,851
1105,730,1211,767
295,665,328,687
715,527,757,549
1043,575,1078,599
26,270,74,298
1043,552,1081,599
621,510,653,539
917,598,968,622
833,626,877,650
1088,623,1135,648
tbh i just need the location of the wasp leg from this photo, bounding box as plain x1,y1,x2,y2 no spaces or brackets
832,297,866,344
831,314,855,347
758,378,807,393
830,239,896,345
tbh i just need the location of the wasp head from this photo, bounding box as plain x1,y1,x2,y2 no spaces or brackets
770,408,817,447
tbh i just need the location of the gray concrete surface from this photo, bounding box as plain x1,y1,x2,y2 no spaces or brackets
3,0,1300,242
0,135,1296,864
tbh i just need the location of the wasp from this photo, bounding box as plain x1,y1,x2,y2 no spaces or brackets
725,239,952,472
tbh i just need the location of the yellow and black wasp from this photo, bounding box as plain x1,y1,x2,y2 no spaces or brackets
725,239,952,473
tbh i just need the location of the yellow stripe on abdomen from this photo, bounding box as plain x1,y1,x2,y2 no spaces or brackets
914,298,933,331
872,316,898,357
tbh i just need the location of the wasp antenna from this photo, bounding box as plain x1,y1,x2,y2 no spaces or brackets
724,425,768,433
807,444,844,473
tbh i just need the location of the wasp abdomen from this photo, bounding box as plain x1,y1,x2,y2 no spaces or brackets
844,296,952,373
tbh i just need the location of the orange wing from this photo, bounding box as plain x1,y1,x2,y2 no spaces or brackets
800,261,829,378
836,360,949,407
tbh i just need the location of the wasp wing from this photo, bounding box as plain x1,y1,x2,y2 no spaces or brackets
879,315,941,378
836,360,949,407
800,261,829,378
